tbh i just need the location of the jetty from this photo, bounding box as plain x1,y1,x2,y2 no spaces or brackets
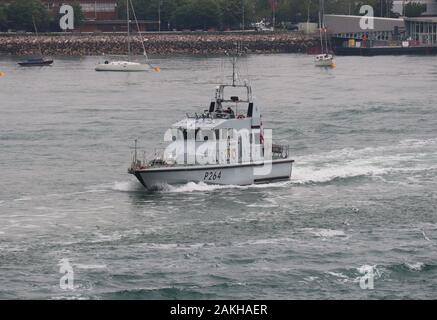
0,32,318,56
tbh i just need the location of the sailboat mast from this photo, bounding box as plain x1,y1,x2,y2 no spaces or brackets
318,10,323,53
129,0,148,59
322,0,329,53
232,56,236,86
127,0,131,61
32,16,43,57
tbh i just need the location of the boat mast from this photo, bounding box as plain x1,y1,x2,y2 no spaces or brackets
232,55,236,86
134,139,138,164
322,0,329,54
32,16,43,57
129,0,148,59
127,0,131,61
318,1,324,54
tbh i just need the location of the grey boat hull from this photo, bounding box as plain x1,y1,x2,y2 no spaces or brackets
132,159,294,190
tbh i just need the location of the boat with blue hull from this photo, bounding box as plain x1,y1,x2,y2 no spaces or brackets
18,58,54,67
18,17,53,68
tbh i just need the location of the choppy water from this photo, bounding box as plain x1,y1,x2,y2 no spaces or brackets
0,54,436,299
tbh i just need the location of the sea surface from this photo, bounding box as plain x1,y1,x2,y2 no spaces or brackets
0,54,436,299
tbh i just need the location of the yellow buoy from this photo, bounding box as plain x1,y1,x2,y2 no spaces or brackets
153,67,161,73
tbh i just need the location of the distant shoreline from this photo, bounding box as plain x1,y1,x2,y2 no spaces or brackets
0,32,318,56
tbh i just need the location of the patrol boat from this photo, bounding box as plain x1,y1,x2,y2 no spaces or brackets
128,55,294,190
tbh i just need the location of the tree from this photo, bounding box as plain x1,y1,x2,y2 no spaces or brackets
276,0,319,24
220,0,243,30
171,0,221,30
404,1,426,17
118,0,159,20
355,0,395,17
72,2,85,27
171,1,192,29
250,0,273,22
0,5,8,31
117,0,179,31
325,0,359,15
6,0,52,32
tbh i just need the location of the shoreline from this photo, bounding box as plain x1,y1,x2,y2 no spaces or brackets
0,32,318,56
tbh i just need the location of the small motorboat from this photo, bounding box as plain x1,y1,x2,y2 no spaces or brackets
18,58,54,67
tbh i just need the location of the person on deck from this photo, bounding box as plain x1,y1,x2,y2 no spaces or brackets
226,107,235,119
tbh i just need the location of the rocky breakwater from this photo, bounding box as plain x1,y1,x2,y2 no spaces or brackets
0,32,318,56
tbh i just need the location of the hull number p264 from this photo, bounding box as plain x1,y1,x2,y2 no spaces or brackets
204,171,222,181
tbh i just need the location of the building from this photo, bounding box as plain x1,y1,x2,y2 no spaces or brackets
44,1,119,32
0,0,119,21
43,0,157,32
325,14,405,42
44,0,117,21
405,16,437,44
51,0,159,32
326,14,437,55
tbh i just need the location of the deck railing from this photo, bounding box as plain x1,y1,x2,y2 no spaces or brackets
130,141,291,171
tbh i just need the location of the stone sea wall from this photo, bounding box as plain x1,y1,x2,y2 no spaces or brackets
0,32,319,56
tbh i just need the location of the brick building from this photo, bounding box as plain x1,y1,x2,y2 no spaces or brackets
0,0,157,32
43,0,118,21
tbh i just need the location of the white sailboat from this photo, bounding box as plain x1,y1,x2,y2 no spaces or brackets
95,60,152,72
95,0,159,72
315,0,335,68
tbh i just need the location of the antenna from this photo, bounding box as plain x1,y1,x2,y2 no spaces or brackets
134,139,138,164
232,54,236,86
228,42,242,87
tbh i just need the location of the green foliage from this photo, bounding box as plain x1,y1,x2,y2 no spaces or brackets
354,0,395,17
275,0,318,23
404,1,427,17
0,5,8,31
72,2,85,27
172,0,221,30
117,0,180,30
6,0,52,32
1,0,398,32
220,0,244,30
325,0,359,15
118,0,159,20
